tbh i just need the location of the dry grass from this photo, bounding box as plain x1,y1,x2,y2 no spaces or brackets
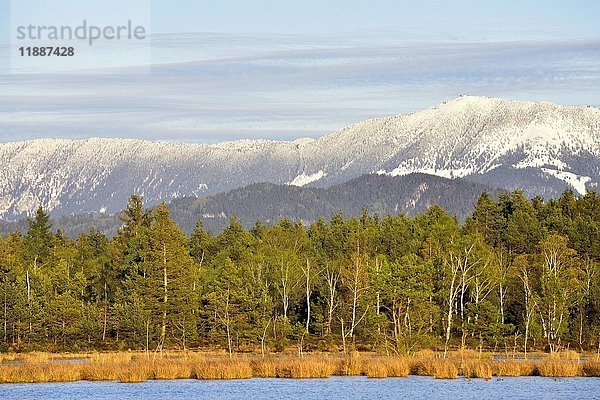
0,353,16,363
410,357,438,376
10,351,94,364
41,363,82,382
366,362,388,378
0,363,81,383
250,355,408,379
462,360,492,379
583,361,600,377
448,349,484,360
194,359,253,380
413,349,436,358
116,362,153,383
432,359,459,379
251,359,279,378
152,359,194,380
338,352,363,376
493,360,537,377
364,357,410,379
18,352,52,363
279,359,338,378
383,357,410,377
1,350,599,383
537,359,582,377
252,357,339,378
410,357,435,376
410,357,458,379
550,350,581,361
90,352,133,364
81,363,121,381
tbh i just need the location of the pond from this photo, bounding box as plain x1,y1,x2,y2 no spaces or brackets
0,376,598,400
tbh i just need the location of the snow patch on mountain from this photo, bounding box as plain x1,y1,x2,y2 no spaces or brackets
405,182,429,210
541,168,591,195
288,170,326,186
383,165,475,180
0,96,598,219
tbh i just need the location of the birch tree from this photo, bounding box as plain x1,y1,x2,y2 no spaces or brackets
536,234,578,353
515,255,535,357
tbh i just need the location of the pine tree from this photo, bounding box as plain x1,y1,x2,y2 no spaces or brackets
110,195,152,347
467,192,502,246
142,203,198,350
25,206,53,268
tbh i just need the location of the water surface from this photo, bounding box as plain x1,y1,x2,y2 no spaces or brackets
0,376,598,400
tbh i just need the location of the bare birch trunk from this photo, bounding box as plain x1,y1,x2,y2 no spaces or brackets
325,263,339,334
302,259,311,333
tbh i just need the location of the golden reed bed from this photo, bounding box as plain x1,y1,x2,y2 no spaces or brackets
0,351,598,383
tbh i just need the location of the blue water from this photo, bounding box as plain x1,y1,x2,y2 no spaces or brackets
0,376,598,400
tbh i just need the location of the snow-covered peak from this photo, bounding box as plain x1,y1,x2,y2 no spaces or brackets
0,97,598,219
309,96,599,195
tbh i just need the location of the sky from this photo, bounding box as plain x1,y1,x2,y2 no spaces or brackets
150,0,600,40
0,0,599,143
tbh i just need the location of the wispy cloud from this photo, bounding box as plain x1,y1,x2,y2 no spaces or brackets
1,33,599,143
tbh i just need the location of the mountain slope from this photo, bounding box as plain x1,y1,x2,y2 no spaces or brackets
0,96,598,219
0,173,500,237
308,96,599,194
169,172,501,233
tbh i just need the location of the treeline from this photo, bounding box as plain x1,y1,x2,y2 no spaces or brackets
0,190,599,355
0,173,498,238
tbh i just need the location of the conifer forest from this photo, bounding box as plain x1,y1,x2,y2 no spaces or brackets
1,190,599,356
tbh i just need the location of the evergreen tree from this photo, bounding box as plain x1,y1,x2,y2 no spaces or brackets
142,203,198,350
0,188,598,353
25,206,53,268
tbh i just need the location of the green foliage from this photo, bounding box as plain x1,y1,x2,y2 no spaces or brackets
0,190,599,353
25,206,53,266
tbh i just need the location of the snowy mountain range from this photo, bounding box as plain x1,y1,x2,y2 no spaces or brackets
0,96,598,220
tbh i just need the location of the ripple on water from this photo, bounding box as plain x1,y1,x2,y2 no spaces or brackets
0,375,599,400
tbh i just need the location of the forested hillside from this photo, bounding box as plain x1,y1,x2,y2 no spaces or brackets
0,189,599,355
169,173,499,233
0,173,497,238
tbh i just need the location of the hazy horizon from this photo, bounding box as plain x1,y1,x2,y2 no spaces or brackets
0,94,598,146
1,0,599,143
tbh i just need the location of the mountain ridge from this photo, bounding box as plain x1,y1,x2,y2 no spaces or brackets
0,172,501,237
0,96,598,219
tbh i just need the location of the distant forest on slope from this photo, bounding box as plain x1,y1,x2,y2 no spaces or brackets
0,173,499,238
0,188,599,355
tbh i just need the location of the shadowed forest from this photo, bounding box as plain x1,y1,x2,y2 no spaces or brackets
1,189,599,357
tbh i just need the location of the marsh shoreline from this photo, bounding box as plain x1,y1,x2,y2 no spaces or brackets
1,350,599,383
